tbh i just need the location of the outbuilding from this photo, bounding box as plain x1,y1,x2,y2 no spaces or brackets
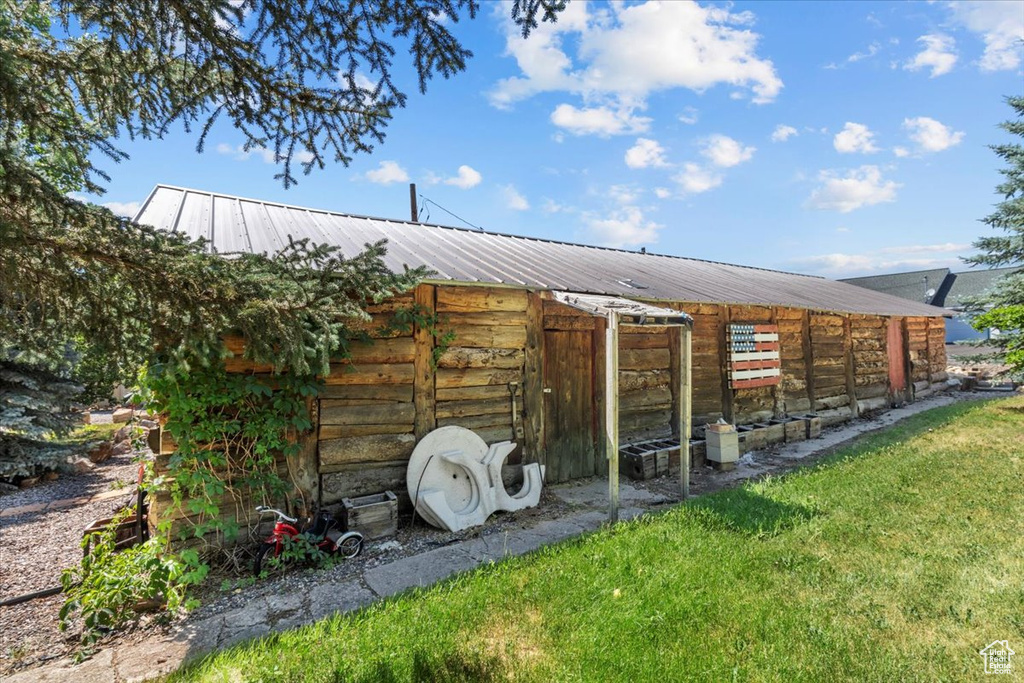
137,185,949,522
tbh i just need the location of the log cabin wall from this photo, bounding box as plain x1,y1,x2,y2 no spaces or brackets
319,284,528,507
850,314,890,413
152,283,950,535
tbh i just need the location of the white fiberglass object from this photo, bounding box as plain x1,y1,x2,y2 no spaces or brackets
406,426,545,532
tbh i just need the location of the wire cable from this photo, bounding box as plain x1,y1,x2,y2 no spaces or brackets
418,194,484,231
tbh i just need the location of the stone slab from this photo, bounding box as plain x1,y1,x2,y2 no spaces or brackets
364,546,477,598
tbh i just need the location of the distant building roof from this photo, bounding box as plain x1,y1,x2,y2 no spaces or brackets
135,185,947,318
839,268,951,305
943,266,1022,309
841,266,1022,310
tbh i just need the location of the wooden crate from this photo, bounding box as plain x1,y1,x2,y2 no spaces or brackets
764,420,787,445
783,418,806,443
342,490,398,539
801,414,822,439
619,439,678,480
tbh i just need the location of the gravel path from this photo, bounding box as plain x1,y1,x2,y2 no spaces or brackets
0,439,141,673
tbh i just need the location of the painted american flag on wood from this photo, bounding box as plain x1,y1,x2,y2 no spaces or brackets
728,323,781,389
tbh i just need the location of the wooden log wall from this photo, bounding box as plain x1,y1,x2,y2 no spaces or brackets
688,304,727,426
321,285,527,507
618,323,673,442
850,314,890,412
155,280,952,534
808,313,853,424
777,307,811,415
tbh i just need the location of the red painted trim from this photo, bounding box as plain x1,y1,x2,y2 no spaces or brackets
730,377,781,389
731,359,781,371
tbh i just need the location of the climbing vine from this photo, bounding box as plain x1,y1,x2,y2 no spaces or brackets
390,303,457,368
144,360,321,544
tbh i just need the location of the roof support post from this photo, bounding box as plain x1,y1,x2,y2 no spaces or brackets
605,312,620,524
680,323,692,499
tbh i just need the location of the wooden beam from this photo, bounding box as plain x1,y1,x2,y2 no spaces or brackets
843,315,859,418
718,305,735,423
669,326,682,438
523,292,545,469
802,309,816,413
413,284,437,439
680,325,692,499
770,307,782,417
606,313,620,524
593,316,608,475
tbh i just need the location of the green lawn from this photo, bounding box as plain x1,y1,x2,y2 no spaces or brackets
172,397,1024,682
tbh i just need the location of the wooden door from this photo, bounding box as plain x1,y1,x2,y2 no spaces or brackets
543,329,597,483
887,318,907,397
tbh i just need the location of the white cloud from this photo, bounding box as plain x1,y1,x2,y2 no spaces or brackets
678,107,699,125
103,201,142,218
789,243,974,277
673,163,722,194
949,1,1024,72
550,104,651,137
654,187,672,199
833,122,880,154
584,206,662,248
806,165,900,213
443,165,482,189
903,116,965,153
700,134,756,167
490,1,782,118
771,124,798,143
608,185,641,204
904,34,958,77
625,138,669,169
215,142,312,165
542,199,573,214
502,185,530,211
847,41,881,63
365,160,409,185
893,146,910,158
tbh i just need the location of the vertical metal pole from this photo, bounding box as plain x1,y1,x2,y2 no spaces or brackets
606,313,620,523
680,324,693,499
410,183,418,222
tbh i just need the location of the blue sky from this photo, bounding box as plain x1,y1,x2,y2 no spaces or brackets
88,1,1024,279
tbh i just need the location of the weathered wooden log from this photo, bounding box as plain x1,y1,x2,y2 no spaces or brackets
319,433,417,470
436,347,524,369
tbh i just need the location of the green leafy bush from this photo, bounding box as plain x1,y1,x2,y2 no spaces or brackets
59,521,207,647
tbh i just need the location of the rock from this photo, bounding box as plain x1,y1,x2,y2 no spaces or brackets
83,411,92,425
43,471,60,481
110,440,133,456
72,458,96,474
0,481,19,495
88,441,114,464
114,426,134,443
112,408,134,424
139,419,159,430
19,476,40,488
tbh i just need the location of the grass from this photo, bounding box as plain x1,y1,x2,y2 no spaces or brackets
170,398,1024,682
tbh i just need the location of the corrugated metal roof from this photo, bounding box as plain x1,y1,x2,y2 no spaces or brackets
135,185,948,318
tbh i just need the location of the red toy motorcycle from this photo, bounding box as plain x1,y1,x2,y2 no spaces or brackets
253,505,363,575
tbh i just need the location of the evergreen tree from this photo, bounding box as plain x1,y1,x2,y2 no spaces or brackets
0,1,566,476
965,96,1024,374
